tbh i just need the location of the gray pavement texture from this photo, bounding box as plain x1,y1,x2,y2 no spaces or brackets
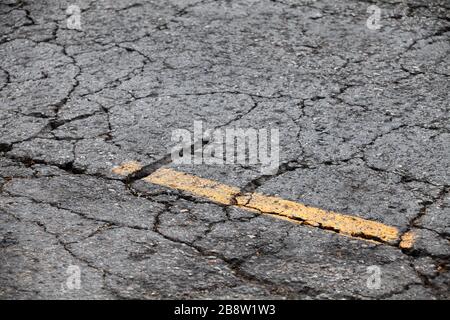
0,0,449,300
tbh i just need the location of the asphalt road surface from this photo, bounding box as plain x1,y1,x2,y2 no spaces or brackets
0,0,449,299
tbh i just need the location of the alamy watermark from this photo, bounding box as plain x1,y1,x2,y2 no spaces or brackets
366,5,382,30
66,5,82,30
171,121,280,175
61,265,81,292
366,265,382,290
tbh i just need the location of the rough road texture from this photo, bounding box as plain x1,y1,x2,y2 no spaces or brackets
0,0,449,299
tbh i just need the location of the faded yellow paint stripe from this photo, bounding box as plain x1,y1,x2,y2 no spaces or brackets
144,167,241,205
112,161,143,176
236,193,399,243
112,163,402,244
399,231,415,249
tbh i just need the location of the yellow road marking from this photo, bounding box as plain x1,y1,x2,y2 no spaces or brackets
399,231,415,249
112,161,143,176
144,167,240,205
113,162,404,245
235,193,399,243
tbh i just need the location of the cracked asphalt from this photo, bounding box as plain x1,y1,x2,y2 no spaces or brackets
0,0,449,300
